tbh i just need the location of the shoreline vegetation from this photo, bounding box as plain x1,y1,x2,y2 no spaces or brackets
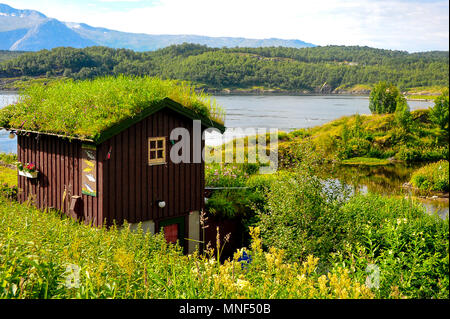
0,76,445,100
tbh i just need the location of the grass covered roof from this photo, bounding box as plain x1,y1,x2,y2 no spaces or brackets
0,75,225,142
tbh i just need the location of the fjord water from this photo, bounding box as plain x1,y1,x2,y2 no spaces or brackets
0,92,434,149
206,94,434,145
1,92,447,217
0,92,19,153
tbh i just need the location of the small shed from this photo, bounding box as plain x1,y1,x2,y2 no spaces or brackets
0,77,225,253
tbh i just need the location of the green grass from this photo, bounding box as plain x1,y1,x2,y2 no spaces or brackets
405,95,438,100
0,75,225,139
406,86,448,95
0,152,17,165
340,157,391,166
334,84,372,93
0,166,16,186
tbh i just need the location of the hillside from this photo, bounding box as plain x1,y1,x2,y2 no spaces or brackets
0,44,448,93
278,108,449,166
0,49,24,62
0,3,314,51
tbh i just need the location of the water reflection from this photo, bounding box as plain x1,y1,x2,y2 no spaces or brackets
319,163,449,219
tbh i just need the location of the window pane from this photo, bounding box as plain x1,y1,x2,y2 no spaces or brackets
150,150,156,159
157,140,164,148
157,150,164,159
150,140,156,149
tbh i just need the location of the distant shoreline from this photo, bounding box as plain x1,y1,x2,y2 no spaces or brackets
0,77,439,101
0,89,436,101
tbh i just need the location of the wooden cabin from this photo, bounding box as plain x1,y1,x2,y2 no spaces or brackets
0,79,225,253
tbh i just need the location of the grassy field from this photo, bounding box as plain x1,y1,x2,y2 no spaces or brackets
0,166,16,186
1,165,448,299
340,157,391,166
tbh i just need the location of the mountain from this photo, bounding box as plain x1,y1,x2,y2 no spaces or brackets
0,4,94,50
10,19,96,51
64,22,315,51
0,3,315,51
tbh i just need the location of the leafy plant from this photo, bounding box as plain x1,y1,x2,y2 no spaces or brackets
410,160,449,192
369,82,405,114
429,90,449,132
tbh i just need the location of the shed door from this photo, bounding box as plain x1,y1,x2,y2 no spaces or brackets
163,224,178,243
159,216,185,246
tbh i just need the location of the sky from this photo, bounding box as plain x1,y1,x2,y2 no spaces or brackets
4,0,449,52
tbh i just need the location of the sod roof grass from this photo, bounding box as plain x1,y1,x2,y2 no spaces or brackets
0,75,225,142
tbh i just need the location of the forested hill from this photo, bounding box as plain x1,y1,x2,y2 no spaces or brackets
0,44,448,93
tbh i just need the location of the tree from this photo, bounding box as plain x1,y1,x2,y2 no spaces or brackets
369,81,404,114
395,95,412,131
429,90,449,132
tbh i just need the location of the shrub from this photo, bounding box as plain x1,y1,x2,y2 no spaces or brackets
0,182,17,200
396,145,449,162
394,98,412,131
429,91,449,132
335,193,449,298
345,138,371,158
369,82,405,114
0,152,17,165
205,163,249,188
410,160,449,192
256,169,350,264
257,179,449,299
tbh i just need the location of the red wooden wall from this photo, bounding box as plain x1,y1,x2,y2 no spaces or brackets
17,107,205,227
101,107,205,225
17,133,102,226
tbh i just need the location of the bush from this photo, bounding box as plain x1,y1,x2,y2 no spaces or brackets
335,194,449,298
205,163,249,187
410,160,449,192
394,99,412,131
369,82,405,114
256,170,349,264
0,182,17,200
396,145,449,162
257,178,449,298
0,152,17,165
429,91,449,132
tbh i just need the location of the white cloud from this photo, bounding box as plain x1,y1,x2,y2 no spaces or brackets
3,0,449,51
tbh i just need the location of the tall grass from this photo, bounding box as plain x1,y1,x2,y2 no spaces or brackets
0,195,375,299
